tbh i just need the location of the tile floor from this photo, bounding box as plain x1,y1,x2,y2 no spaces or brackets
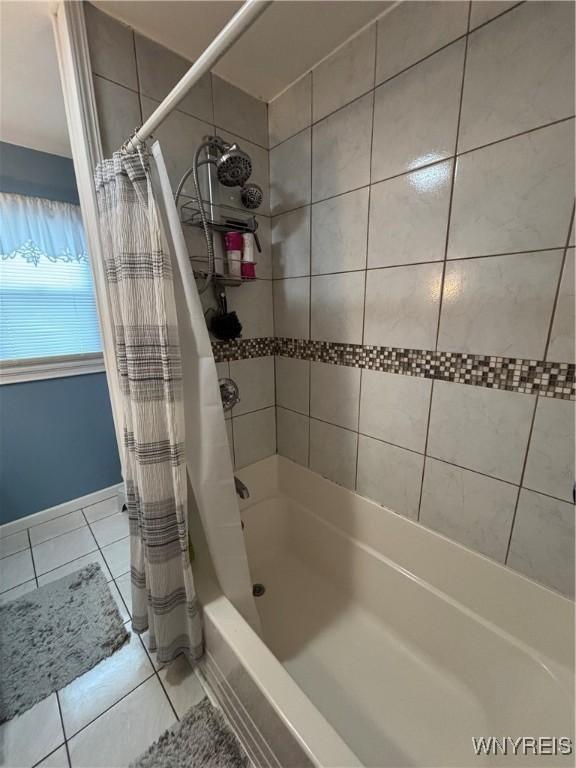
0,495,206,768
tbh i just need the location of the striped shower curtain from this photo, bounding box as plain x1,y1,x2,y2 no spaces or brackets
94,150,202,664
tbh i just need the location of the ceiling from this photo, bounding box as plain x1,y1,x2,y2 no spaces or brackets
92,1,391,102
0,1,72,157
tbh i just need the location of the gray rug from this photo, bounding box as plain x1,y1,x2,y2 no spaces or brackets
0,563,128,722
131,697,248,768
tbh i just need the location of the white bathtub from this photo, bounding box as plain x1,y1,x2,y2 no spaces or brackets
199,456,574,767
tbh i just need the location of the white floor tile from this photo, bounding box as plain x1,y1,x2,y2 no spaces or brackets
32,528,97,576
90,512,129,548
114,572,132,616
36,745,70,767
29,511,86,546
0,548,35,593
37,552,112,586
0,578,36,605
101,536,130,578
0,694,64,768
67,676,176,768
0,530,29,560
159,656,205,718
82,497,119,524
59,632,154,738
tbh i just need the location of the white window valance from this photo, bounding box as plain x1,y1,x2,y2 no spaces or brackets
0,192,102,368
0,192,88,265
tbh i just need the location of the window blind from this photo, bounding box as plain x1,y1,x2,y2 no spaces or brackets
0,192,102,361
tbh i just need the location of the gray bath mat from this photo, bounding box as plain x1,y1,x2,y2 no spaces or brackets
0,563,128,722
131,697,248,768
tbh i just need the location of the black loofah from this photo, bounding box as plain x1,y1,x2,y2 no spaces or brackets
211,311,242,341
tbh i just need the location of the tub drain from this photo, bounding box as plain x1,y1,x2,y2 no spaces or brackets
252,583,266,597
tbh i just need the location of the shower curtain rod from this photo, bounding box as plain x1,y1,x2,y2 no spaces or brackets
124,0,271,152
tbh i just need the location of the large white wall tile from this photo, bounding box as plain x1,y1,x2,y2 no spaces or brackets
313,26,376,122
371,41,464,182
276,407,309,467
376,1,468,85
273,277,310,339
310,272,365,344
230,356,275,416
85,4,137,90
357,435,424,520
233,407,276,469
448,120,574,259
427,381,535,484
310,362,361,431
227,279,273,338
459,2,574,152
547,250,575,364
523,397,575,503
272,207,311,278
507,489,575,598
311,187,369,275
312,94,373,202
275,357,310,414
270,129,311,215
213,76,268,147
93,77,141,158
368,161,452,268
359,370,432,453
364,263,442,350
420,459,517,562
135,34,212,123
309,419,357,491
438,251,563,359
269,75,311,148
469,2,521,30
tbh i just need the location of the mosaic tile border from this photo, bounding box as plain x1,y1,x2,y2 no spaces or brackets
211,337,275,362
212,337,575,399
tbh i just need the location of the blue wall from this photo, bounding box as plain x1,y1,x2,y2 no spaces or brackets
0,375,121,523
1,142,122,523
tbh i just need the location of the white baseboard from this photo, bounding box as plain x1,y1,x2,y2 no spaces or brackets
0,482,125,539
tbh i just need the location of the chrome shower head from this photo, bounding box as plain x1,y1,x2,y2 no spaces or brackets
240,182,263,210
217,144,252,187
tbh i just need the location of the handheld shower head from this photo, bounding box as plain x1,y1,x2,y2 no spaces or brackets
240,182,263,210
217,144,252,187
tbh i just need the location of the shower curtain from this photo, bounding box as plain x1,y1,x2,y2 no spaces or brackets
94,150,202,664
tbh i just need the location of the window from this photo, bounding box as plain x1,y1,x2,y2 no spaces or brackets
0,192,103,380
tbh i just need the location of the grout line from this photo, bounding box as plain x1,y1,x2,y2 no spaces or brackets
433,1,471,352
503,395,540,563
416,379,435,522
55,691,72,768
269,245,574,281
542,203,576,361
355,32,378,492
27,529,39,587
307,72,314,470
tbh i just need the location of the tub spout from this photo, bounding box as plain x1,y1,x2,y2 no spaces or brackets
234,476,250,499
